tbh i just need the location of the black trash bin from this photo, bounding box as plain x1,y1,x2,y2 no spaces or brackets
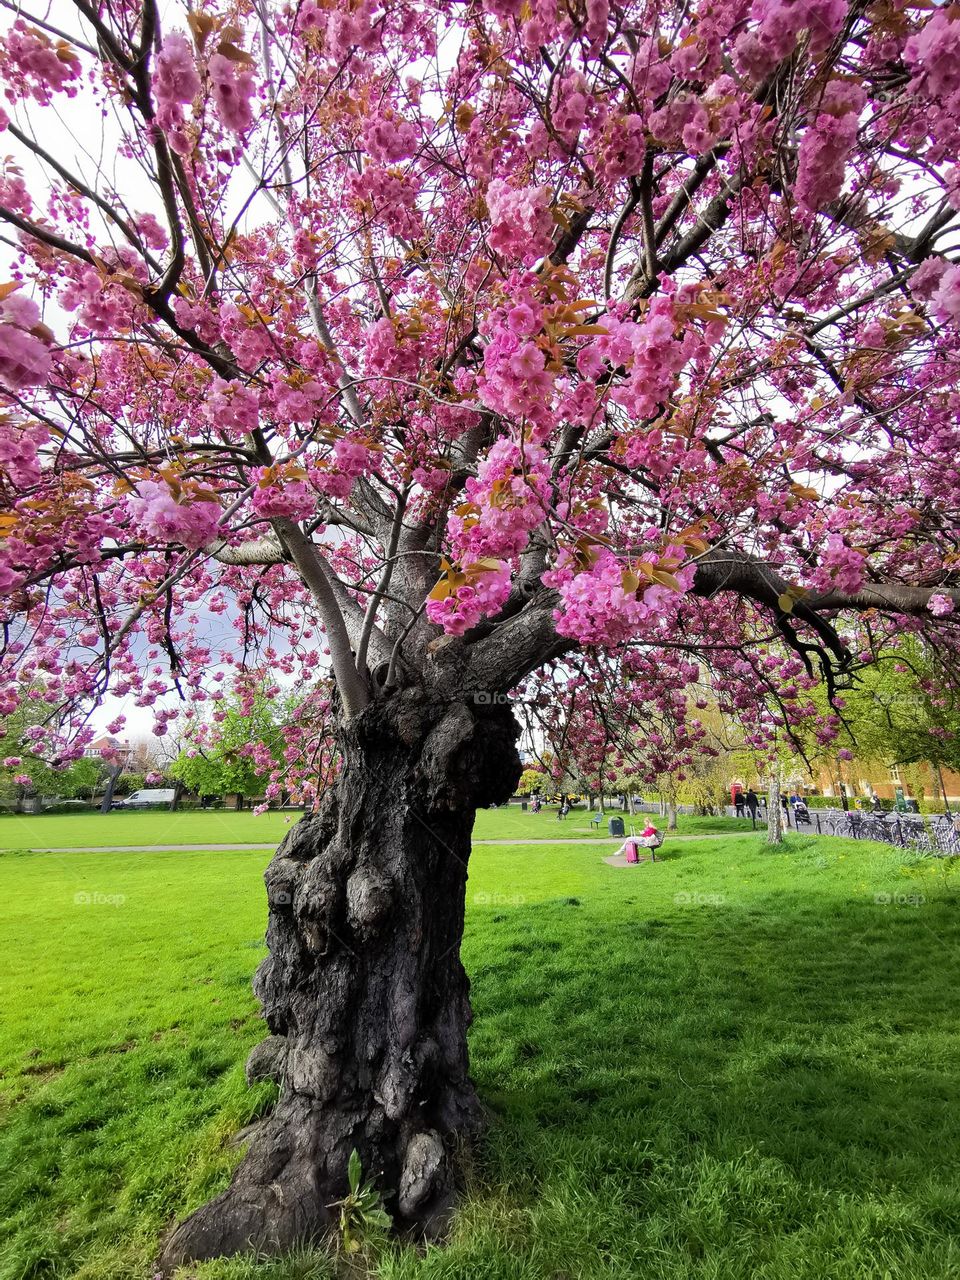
608,816,625,837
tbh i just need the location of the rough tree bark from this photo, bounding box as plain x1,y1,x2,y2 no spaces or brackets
161,690,521,1269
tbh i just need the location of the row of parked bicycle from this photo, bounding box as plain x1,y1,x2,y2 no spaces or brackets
809,808,960,855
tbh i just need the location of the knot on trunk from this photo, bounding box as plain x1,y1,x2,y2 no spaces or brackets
265,857,298,911
419,703,520,811
398,1130,448,1219
245,1035,287,1085
346,866,395,939
293,853,349,954
287,1043,340,1101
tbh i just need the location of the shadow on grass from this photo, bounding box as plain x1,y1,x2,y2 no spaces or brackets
457,890,960,1279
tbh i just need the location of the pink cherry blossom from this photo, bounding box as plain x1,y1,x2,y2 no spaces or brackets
208,52,256,134
0,291,52,391
930,265,960,326
125,481,221,550
928,594,955,617
486,179,554,263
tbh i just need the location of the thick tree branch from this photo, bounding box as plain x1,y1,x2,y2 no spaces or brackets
270,519,371,718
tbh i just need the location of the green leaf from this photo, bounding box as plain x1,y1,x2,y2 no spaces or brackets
348,1148,361,1195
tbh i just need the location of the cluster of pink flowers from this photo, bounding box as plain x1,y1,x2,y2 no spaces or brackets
152,33,200,155
795,81,865,213
364,316,422,378
59,264,143,336
905,13,960,102
928,594,955,617
551,72,588,145
296,0,379,61
0,20,80,106
427,438,554,636
305,439,375,500
902,11,960,162
646,77,740,158
809,534,866,595
590,112,645,185
269,377,325,425
649,96,705,152
125,480,221,550
930,264,960,326
204,379,260,438
347,166,423,239
172,296,221,344
911,258,960,325
478,331,555,427
136,212,169,251
425,561,512,636
0,290,52,391
250,474,316,520
448,439,551,562
485,179,554,263
152,34,254,149
577,297,689,420
476,279,559,428
543,547,695,646
0,417,48,488
217,301,277,371
361,109,419,162
333,438,376,480
735,0,847,81
582,0,611,51
208,51,255,135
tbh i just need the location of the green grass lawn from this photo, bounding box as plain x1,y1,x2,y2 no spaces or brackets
0,806,756,850
475,807,760,839
2,834,959,1279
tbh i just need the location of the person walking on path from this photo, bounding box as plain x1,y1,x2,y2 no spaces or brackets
745,788,760,828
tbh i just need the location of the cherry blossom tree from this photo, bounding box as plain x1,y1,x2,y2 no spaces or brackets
522,634,835,831
2,0,960,1263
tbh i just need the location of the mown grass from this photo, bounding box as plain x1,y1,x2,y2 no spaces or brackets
2,834,959,1279
0,806,754,850
0,809,294,850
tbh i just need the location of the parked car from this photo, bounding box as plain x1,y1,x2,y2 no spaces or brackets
113,788,176,809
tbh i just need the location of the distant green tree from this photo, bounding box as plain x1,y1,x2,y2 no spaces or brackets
113,770,147,798
804,643,960,807
516,768,546,796
834,648,960,771
0,694,61,808
171,693,287,804
56,756,107,800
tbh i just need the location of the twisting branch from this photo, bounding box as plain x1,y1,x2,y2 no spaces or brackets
270,518,371,718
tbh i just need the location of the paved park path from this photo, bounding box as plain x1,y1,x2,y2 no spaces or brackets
7,834,741,853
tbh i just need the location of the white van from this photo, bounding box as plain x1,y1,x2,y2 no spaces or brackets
114,788,176,809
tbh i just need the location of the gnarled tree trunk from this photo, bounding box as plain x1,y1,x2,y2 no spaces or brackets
161,692,520,1269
